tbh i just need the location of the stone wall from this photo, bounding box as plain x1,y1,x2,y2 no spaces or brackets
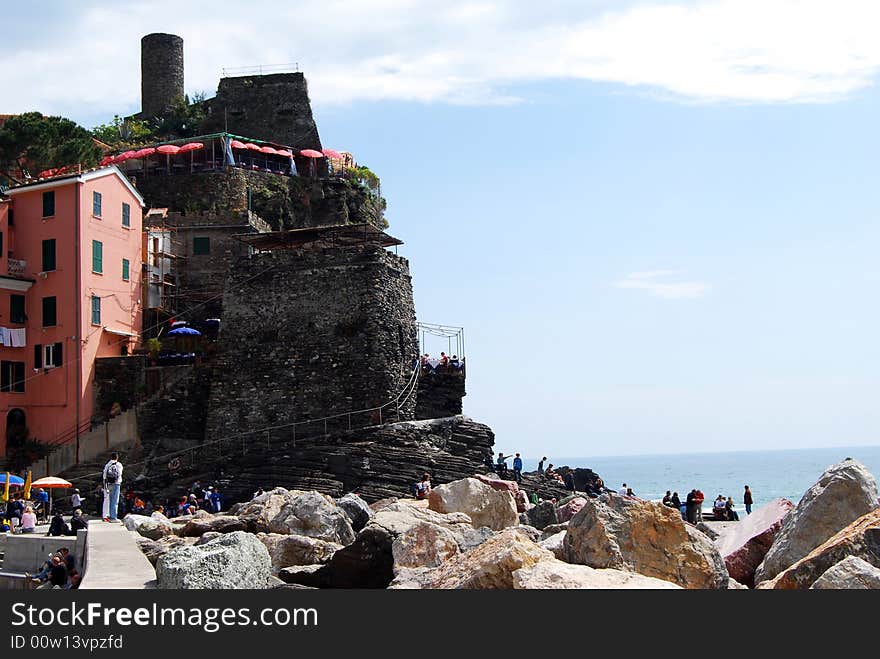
137,364,212,452
133,169,383,230
93,357,147,423
140,33,184,118
204,244,419,445
200,73,322,150
415,371,466,420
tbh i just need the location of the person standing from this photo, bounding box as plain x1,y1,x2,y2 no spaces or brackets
512,453,523,483
537,457,547,474
694,489,705,523
743,485,753,515
70,489,82,512
102,452,123,522
685,489,697,524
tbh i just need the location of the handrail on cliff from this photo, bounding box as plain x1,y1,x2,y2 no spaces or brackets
64,363,423,485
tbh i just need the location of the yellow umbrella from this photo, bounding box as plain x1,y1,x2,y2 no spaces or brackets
23,470,32,500
2,472,8,502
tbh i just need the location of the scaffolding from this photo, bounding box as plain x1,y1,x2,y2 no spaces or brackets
416,322,465,359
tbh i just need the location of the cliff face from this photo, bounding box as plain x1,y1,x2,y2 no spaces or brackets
134,169,383,230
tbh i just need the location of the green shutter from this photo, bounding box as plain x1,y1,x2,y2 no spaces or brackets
122,258,130,281
122,202,130,227
93,191,102,216
91,296,101,325
92,240,103,273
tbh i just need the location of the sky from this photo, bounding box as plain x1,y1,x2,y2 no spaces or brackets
3,1,880,458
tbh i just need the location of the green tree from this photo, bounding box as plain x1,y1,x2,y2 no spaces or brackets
0,112,101,185
91,115,155,149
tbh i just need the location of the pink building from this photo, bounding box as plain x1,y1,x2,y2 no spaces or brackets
0,166,143,460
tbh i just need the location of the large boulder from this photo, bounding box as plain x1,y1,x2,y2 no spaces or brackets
754,459,878,584
428,477,519,530
391,522,461,569
715,498,794,588
137,519,175,540
256,533,342,575
512,559,681,589
179,515,247,538
557,497,588,523
539,531,567,560
810,556,880,589
335,493,374,532
391,528,554,589
235,488,355,545
562,494,728,589
525,501,559,530
156,531,272,589
758,508,880,589
123,514,155,532
282,502,478,588
137,535,197,566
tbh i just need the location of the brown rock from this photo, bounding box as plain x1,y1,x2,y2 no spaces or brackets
428,477,519,531
557,497,588,523
562,494,728,589
716,498,794,588
512,559,681,589
179,515,246,537
391,522,460,569
257,532,342,574
758,508,880,589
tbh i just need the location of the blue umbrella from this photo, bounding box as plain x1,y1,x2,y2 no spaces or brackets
167,327,202,336
0,474,25,485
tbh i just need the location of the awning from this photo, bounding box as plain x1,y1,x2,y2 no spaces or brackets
103,327,139,338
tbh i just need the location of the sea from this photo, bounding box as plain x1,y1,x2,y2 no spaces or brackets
521,445,880,510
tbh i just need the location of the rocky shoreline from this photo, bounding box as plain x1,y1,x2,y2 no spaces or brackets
125,457,879,589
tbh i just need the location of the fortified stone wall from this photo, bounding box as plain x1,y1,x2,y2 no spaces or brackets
93,356,147,423
205,244,419,445
140,33,185,118
134,169,383,230
154,210,271,320
415,371,466,420
200,73,322,150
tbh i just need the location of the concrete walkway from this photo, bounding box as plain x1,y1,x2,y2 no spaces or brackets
79,522,156,589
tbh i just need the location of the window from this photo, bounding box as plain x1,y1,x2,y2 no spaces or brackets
7,208,13,226
92,240,103,273
93,191,102,217
122,202,130,227
1,361,25,393
91,295,101,325
193,237,210,255
42,191,55,217
42,239,56,272
0,231,3,255
10,295,25,324
42,296,56,327
152,237,159,266
122,258,130,281
44,342,63,368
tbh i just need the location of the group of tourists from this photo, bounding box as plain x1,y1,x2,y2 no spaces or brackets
418,353,465,374
25,547,80,589
1,487,54,532
160,480,225,518
661,485,754,523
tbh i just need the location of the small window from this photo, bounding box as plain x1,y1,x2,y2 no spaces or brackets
42,296,57,327
92,240,103,273
42,191,55,218
91,295,101,325
122,202,130,228
10,295,25,324
1,361,25,393
0,231,3,255
7,208,14,226
152,237,159,266
44,342,63,368
122,258,130,281
42,238,56,272
93,191,102,217
193,237,210,255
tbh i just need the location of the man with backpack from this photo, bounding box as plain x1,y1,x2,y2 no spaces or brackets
102,453,123,522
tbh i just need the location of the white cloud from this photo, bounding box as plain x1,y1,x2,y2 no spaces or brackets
615,270,711,299
4,0,880,124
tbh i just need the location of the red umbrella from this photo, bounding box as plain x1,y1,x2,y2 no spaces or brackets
259,146,279,155
134,147,156,158
230,140,247,149
300,149,324,158
99,156,114,166
322,149,343,159
179,142,204,153
156,144,181,155
245,143,261,151
276,149,293,157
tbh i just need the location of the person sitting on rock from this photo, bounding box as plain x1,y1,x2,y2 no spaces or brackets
415,473,432,499
70,509,88,533
725,497,739,521
47,511,70,537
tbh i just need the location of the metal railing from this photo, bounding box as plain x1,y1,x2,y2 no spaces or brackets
221,63,300,77
7,259,26,277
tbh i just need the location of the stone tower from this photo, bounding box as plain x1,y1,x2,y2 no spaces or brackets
141,33,185,118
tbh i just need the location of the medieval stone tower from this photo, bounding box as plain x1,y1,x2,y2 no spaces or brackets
141,33,185,117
